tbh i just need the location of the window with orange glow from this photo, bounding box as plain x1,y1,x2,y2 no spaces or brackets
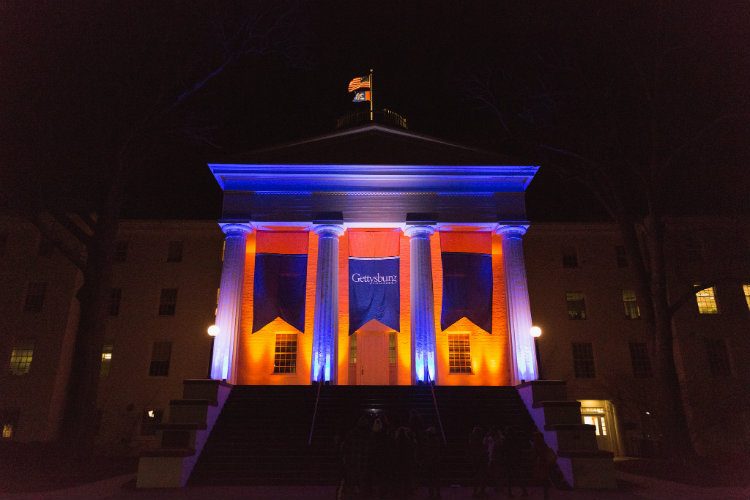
448,334,471,373
695,286,718,314
743,284,750,311
273,334,297,374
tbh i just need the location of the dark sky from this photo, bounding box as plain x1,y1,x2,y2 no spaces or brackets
1,1,748,221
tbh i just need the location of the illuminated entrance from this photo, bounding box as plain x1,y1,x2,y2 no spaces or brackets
353,321,396,385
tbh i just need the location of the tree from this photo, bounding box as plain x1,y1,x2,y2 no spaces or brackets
464,1,749,458
0,0,310,453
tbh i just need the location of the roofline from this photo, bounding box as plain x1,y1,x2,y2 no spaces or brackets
222,123,509,161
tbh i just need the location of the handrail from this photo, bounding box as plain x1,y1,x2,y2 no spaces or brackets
308,369,324,445
426,371,447,445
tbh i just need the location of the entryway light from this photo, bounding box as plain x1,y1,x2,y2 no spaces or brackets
530,326,542,338
207,325,220,337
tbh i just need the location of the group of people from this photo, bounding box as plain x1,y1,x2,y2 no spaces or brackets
334,412,559,500
335,409,443,500
469,425,558,499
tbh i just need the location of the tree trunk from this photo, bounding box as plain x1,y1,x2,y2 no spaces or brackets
643,212,695,460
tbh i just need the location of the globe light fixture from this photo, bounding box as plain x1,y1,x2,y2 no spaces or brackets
530,325,542,338
207,325,220,337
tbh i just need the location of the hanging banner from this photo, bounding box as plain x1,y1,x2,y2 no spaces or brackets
440,232,492,333
348,230,401,334
252,231,308,333
349,257,400,334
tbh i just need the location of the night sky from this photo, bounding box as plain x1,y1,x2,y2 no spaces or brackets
1,1,748,221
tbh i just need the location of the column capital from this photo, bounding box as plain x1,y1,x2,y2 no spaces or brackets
313,224,345,238
494,224,529,238
404,225,435,239
219,221,253,236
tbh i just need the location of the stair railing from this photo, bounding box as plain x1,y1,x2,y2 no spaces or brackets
308,367,324,445
426,370,447,444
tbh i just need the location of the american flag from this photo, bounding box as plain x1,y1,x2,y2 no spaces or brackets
348,74,370,92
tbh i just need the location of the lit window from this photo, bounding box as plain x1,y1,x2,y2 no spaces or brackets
566,292,587,320
1,409,19,439
158,288,178,316
622,290,641,319
349,334,357,364
562,246,578,268
582,414,607,436
448,334,471,374
273,334,297,374
572,342,595,378
24,282,47,313
615,245,628,268
695,286,718,314
149,341,172,376
704,338,731,377
629,342,652,378
114,240,128,262
9,342,34,375
167,241,183,263
388,332,397,365
109,288,122,316
141,409,163,436
743,285,750,311
101,343,113,378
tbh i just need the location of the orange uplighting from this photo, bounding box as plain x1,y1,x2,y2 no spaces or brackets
235,227,511,386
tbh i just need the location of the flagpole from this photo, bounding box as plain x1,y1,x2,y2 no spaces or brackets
369,68,374,121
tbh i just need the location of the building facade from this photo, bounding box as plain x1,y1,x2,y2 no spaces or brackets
1,124,748,460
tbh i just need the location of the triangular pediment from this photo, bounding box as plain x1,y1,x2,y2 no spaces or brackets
218,124,520,166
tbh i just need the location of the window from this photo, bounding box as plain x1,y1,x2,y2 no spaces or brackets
696,286,718,314
167,241,183,263
349,334,357,364
684,237,702,263
141,409,163,436
582,411,608,436
24,282,47,313
743,284,750,311
562,246,579,268
622,290,641,319
273,334,297,374
114,240,128,262
448,334,471,373
572,342,595,378
38,238,54,257
629,342,652,378
704,339,731,377
100,343,113,378
388,332,397,365
1,410,19,439
9,342,34,375
109,288,122,316
615,245,628,268
566,292,587,320
158,288,178,316
148,341,172,376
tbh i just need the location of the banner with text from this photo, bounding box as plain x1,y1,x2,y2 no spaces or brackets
349,256,400,334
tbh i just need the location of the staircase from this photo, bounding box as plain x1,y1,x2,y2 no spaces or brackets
188,384,538,486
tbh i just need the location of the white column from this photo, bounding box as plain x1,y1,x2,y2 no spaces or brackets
495,224,538,384
211,222,252,382
405,225,437,383
311,224,345,383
